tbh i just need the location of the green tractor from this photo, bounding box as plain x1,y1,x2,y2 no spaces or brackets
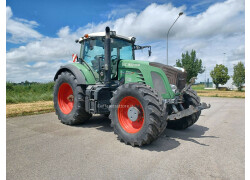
53,27,210,146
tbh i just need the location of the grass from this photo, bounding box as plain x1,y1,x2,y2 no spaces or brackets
192,84,245,98
192,84,207,91
6,81,54,104
6,82,55,117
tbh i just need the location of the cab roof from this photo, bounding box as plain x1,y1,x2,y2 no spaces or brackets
78,32,135,43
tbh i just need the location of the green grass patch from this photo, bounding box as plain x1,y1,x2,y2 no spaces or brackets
192,84,215,91
6,81,55,104
192,84,206,90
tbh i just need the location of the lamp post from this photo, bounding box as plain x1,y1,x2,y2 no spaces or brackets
167,12,183,65
223,52,226,65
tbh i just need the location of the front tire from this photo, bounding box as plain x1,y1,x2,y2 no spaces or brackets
110,83,167,146
54,71,91,125
167,89,201,130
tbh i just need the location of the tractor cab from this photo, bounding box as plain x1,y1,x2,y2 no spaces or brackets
77,32,151,82
78,32,135,81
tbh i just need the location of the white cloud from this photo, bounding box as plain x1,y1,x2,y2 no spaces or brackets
7,35,79,63
228,45,245,62
6,6,12,19
7,61,68,82
6,0,245,83
57,26,70,38
6,6,43,43
100,0,244,40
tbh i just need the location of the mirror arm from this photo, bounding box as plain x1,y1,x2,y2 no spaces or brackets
133,45,152,56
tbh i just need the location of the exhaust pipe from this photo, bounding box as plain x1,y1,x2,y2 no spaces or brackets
104,26,111,87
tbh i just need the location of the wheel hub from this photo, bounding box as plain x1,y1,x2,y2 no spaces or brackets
117,96,144,134
127,106,140,122
67,94,74,102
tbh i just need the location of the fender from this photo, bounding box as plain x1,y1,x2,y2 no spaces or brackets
54,64,86,85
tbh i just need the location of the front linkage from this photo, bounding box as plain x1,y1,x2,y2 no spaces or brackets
165,77,211,121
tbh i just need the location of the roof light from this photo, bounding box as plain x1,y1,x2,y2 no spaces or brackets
84,34,89,38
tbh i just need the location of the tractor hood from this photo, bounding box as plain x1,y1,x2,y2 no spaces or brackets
118,60,185,98
149,62,187,90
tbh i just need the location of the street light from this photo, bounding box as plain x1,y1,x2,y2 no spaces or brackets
223,53,226,65
167,12,183,65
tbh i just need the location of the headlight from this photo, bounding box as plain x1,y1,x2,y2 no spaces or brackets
170,84,177,93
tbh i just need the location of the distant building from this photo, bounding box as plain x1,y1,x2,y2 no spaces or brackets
199,78,239,90
219,78,237,90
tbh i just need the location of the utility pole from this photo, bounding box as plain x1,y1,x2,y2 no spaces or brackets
167,12,183,65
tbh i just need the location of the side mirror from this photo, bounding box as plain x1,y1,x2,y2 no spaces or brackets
134,45,152,56
72,54,78,62
148,50,152,56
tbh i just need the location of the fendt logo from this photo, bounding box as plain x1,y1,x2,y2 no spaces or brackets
123,63,140,67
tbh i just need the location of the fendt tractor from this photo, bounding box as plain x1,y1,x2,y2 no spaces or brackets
53,27,210,146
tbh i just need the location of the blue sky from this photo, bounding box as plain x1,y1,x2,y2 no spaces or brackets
6,0,245,84
6,0,225,44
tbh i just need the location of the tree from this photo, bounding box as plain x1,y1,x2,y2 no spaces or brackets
176,50,205,82
232,62,245,91
210,64,230,89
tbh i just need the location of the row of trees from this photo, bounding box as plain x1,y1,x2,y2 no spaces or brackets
176,50,245,91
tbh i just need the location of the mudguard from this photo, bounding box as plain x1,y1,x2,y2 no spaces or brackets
54,64,87,85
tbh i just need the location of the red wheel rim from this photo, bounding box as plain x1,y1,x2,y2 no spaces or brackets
58,83,74,114
118,96,144,134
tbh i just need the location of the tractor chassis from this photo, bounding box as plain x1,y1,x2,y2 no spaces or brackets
84,83,210,121
85,84,117,114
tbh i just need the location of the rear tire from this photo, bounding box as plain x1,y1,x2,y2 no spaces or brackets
54,71,91,125
110,83,167,146
167,89,201,130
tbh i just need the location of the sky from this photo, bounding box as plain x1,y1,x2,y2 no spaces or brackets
6,0,245,84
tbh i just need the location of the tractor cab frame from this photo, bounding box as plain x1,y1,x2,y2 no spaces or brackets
76,31,151,83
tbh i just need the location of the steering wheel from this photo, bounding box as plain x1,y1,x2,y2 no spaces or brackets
111,55,117,59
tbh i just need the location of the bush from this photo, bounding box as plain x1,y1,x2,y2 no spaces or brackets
6,81,55,104
232,62,245,91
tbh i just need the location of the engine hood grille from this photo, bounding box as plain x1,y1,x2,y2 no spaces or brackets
150,62,187,90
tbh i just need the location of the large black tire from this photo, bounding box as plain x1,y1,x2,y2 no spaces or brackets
167,88,201,130
109,83,168,146
54,71,91,125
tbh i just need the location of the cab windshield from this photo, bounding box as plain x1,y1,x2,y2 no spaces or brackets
81,37,133,80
